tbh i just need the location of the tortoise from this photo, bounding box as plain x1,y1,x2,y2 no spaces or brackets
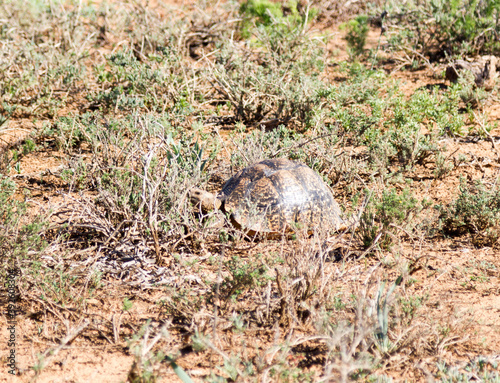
190,158,344,235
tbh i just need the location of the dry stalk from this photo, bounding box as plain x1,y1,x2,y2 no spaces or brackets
33,320,89,378
473,111,499,159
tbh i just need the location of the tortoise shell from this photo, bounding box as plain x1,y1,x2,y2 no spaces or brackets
218,158,343,234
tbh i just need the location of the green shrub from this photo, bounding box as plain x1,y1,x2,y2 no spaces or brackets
0,176,46,270
341,15,369,58
58,114,218,244
216,256,271,300
239,0,313,38
325,68,467,171
379,0,500,58
240,0,284,28
437,180,500,247
88,48,187,112
360,188,421,249
211,23,326,126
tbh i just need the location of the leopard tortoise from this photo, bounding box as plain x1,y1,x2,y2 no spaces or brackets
190,158,344,235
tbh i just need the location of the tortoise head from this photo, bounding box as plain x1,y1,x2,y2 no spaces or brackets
189,188,222,213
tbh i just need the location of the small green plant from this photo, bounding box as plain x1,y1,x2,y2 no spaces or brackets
0,108,12,128
190,330,209,352
88,49,180,112
51,115,89,152
359,188,422,250
230,313,247,333
374,276,402,353
437,180,500,247
217,256,270,299
341,15,369,58
433,152,455,179
22,138,36,155
165,133,211,174
240,0,284,31
399,295,424,322
123,298,133,312
239,0,312,38
38,268,79,305
127,322,171,383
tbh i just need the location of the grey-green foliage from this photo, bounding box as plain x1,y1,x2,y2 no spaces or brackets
89,47,188,112
323,66,474,172
239,0,307,38
437,180,500,247
359,188,422,250
37,267,80,305
0,177,46,264
374,276,402,353
0,1,92,117
59,113,217,236
230,125,303,168
211,19,326,126
436,357,500,382
449,71,493,110
0,1,198,118
376,0,500,58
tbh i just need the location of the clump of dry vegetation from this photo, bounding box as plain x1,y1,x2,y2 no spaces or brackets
1,0,500,382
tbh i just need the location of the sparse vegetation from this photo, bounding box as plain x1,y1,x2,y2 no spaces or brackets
359,188,424,250
0,176,47,263
1,0,499,381
438,180,500,247
375,0,500,59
